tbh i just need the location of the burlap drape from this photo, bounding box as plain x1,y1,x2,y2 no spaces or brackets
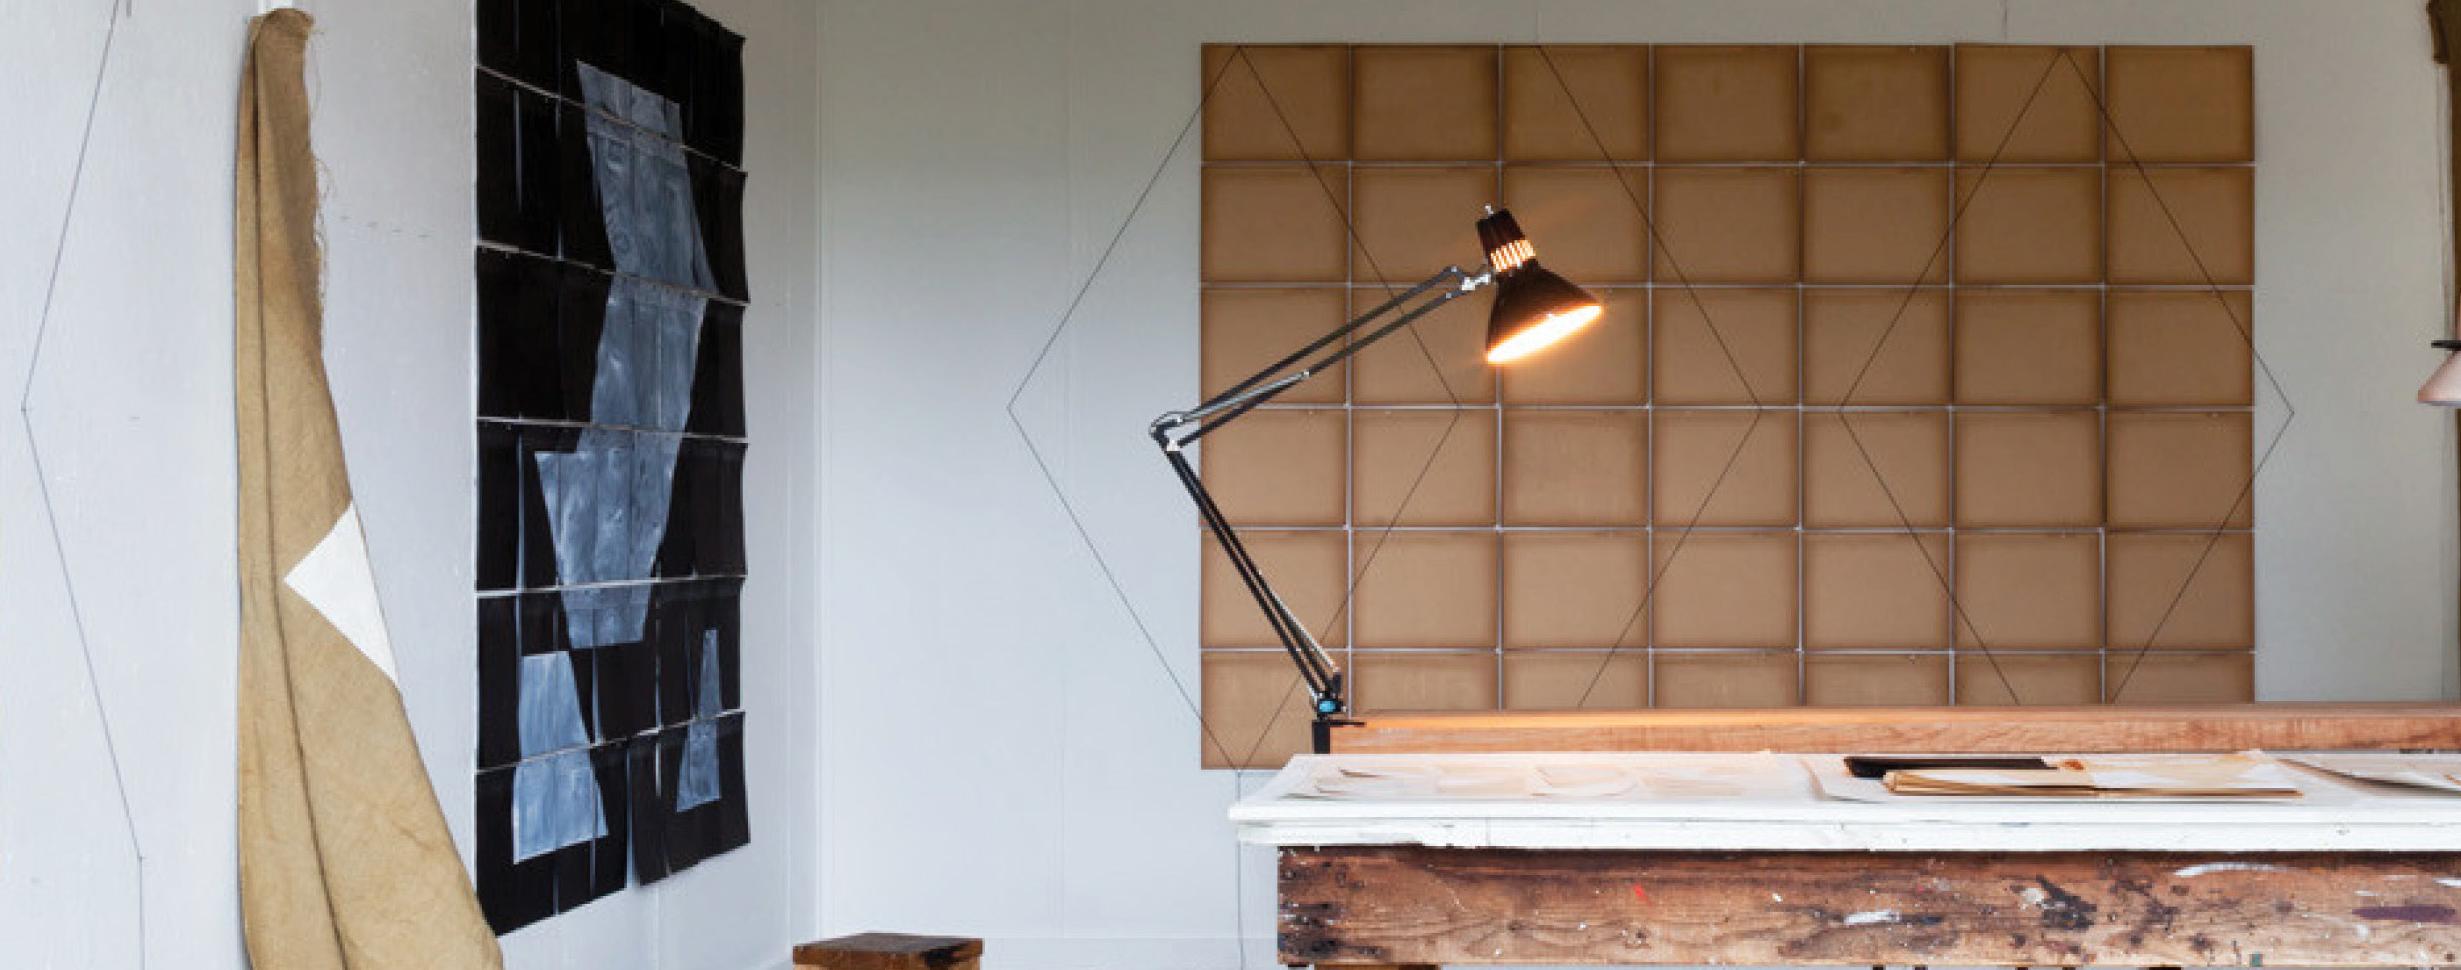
235,10,502,968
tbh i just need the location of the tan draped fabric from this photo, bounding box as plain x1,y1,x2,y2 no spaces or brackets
2433,1,2461,640
2435,3,2461,255
235,10,503,969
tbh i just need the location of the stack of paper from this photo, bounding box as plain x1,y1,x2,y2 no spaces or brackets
1882,753,2302,799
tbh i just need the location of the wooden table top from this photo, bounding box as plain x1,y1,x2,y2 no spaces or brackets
1233,751,2461,853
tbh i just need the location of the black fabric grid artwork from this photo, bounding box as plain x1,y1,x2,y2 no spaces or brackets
472,0,750,935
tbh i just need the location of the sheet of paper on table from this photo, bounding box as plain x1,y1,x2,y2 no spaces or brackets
1881,752,2303,798
1289,754,1777,801
1809,752,2305,802
2286,752,2461,794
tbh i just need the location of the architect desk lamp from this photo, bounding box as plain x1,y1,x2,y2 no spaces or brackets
1152,207,1603,752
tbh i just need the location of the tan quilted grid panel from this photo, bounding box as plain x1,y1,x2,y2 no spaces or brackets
1195,44,2257,768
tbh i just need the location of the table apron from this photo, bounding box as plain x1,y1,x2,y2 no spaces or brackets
1279,846,2461,967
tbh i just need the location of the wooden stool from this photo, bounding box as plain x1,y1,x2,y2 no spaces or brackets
793,933,983,970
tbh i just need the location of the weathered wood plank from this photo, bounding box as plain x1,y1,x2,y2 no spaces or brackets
1279,846,2461,967
1326,703,2461,756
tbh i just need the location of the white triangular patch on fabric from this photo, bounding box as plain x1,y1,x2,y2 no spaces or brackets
283,502,400,684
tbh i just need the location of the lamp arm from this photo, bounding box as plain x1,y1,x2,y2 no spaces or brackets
1163,266,1492,444
1193,267,1470,410
1152,264,1494,740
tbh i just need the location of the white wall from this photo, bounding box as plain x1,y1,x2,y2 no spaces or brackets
3,3,257,965
0,1,818,968
4,0,2452,967
814,1,2460,966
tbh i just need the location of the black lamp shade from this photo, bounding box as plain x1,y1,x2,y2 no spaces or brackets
1486,264,1603,363
1476,208,1602,363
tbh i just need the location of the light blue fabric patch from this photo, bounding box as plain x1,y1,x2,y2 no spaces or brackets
590,279,707,431
517,652,591,756
697,629,722,719
512,748,608,862
676,720,720,812
674,632,726,811
535,64,711,645
576,62,712,290
536,432,684,645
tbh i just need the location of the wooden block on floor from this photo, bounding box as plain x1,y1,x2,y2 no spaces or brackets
794,933,983,970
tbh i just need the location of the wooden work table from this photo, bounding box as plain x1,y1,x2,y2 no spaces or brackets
1233,751,2461,968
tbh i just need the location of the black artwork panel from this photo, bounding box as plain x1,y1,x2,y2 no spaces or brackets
476,422,524,591
653,725,708,873
651,584,704,725
553,0,743,165
549,833,592,916
518,589,574,654
477,597,522,769
474,75,521,247
648,712,749,877
556,102,613,271
586,742,633,902
626,0,669,94
714,712,749,852
477,250,569,421
475,75,562,254
690,21,745,164
479,0,747,933
515,87,565,252
475,767,555,934
689,154,748,301
656,4,703,133
514,254,569,417
556,0,648,95
655,439,698,576
628,735,672,884
566,647,603,743
709,581,743,711
645,579,740,722
553,0,611,96
654,439,746,578
557,265,612,421
700,440,747,574
473,249,523,418
476,0,521,79
688,301,745,437
596,639,663,739
477,0,560,90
